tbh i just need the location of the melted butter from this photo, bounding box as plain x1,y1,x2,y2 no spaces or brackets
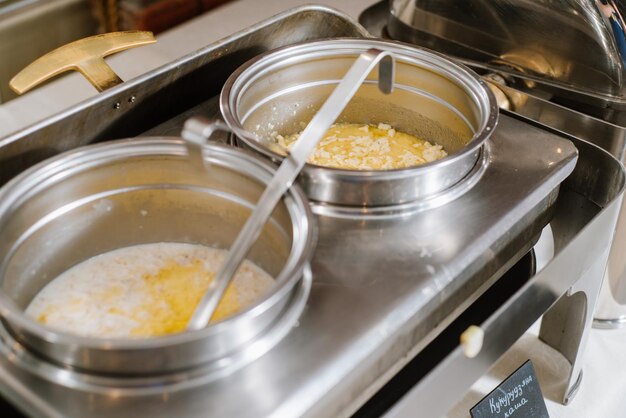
128,260,240,336
277,123,447,170
26,243,273,339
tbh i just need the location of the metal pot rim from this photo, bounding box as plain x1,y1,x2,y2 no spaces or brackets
220,38,499,179
0,138,317,350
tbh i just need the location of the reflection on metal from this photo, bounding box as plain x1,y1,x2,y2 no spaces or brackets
483,74,512,110
384,133,625,417
91,0,120,32
389,0,626,102
481,72,626,161
9,31,155,94
540,290,590,405
383,0,626,330
0,0,97,103
481,72,626,329
185,48,396,331
361,0,626,406
594,200,626,327
565,370,584,405
0,6,623,418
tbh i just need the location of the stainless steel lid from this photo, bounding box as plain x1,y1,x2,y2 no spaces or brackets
388,0,626,107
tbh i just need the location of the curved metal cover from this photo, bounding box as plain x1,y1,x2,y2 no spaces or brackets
389,0,626,101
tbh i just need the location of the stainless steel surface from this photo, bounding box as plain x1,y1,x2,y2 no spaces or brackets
0,7,620,418
483,77,626,328
384,128,625,416
482,76,626,161
182,117,231,171
221,38,498,206
388,0,626,116
0,0,97,103
186,48,395,330
362,0,626,330
595,204,626,327
360,1,626,154
0,5,371,186
0,111,578,417
0,138,316,375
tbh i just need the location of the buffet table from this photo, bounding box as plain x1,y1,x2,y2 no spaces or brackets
0,1,624,418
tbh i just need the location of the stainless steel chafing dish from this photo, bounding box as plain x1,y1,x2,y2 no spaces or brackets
0,5,623,418
0,138,316,377
221,38,497,207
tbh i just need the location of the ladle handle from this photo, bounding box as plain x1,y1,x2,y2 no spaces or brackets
185,48,396,331
182,117,291,166
182,118,231,171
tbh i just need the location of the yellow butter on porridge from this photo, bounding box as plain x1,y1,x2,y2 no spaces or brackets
25,243,275,338
276,122,447,170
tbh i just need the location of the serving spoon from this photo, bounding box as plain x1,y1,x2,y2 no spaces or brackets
183,48,396,331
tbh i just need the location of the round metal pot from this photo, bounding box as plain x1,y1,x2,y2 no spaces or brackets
221,38,498,207
0,138,316,376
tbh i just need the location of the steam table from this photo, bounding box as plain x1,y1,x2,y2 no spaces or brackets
0,1,624,417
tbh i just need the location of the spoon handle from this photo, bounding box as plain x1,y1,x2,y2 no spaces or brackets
185,48,395,331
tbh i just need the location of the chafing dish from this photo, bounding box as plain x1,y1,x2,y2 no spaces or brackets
0,5,622,418
0,138,315,377
221,38,497,207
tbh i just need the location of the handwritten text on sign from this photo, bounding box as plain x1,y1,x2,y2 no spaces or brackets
470,360,549,418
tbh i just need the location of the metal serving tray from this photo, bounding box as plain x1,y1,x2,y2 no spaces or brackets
0,5,623,418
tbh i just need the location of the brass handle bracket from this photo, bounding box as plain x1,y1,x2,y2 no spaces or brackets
9,31,156,95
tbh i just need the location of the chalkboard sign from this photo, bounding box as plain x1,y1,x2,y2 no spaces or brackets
470,360,549,418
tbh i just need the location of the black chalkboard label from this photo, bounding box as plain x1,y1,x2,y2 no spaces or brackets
470,360,549,418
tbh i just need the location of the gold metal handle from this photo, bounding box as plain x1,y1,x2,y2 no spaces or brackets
9,31,156,95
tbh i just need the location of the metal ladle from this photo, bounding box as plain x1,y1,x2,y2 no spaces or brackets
183,48,396,331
